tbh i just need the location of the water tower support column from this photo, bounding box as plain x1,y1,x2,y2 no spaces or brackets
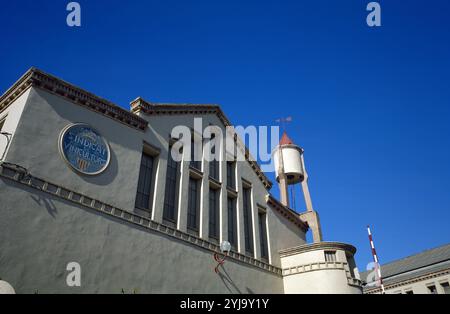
299,154,323,243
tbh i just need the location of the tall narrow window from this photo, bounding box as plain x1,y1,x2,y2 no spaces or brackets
227,197,237,248
226,162,235,189
163,149,179,223
209,188,220,239
135,153,155,213
190,136,201,170
187,178,200,231
258,211,268,260
243,186,253,255
209,134,219,180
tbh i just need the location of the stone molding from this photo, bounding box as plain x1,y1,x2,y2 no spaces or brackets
0,162,282,276
282,261,347,276
0,68,148,131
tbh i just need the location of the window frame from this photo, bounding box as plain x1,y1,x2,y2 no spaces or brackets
226,161,236,189
227,196,237,249
163,145,180,224
190,135,202,171
242,183,254,255
324,251,337,263
187,177,201,232
258,209,269,260
208,187,220,240
440,282,450,294
208,133,220,181
427,284,438,295
134,152,157,214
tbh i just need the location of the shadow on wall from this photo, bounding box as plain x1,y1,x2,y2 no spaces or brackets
31,193,57,219
217,266,242,294
219,265,255,294
77,147,119,187
2,177,277,293
217,266,257,294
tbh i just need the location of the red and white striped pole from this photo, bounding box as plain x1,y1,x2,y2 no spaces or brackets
367,225,385,294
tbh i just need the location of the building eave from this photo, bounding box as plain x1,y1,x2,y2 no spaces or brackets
0,68,148,131
267,195,309,232
279,241,357,258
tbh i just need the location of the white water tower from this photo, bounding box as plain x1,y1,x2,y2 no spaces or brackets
272,132,306,208
273,133,305,185
272,131,322,243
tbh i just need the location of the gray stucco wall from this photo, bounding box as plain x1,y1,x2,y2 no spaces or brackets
0,178,283,294
4,87,144,212
0,85,307,293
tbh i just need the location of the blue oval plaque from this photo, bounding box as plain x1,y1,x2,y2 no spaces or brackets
59,124,110,175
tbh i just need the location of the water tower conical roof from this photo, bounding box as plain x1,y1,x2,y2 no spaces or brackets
280,131,294,145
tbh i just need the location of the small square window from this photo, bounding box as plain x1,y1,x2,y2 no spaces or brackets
325,251,337,262
405,290,414,295
441,282,450,294
427,285,438,294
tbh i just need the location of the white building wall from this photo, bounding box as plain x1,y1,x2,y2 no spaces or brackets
280,243,362,294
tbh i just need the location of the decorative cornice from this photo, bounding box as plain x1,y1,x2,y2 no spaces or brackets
131,97,273,190
267,195,309,232
282,261,362,287
283,261,347,276
364,268,450,294
130,97,230,124
279,242,357,258
0,162,282,276
0,68,148,131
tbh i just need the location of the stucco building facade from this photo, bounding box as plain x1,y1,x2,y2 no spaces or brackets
0,68,362,294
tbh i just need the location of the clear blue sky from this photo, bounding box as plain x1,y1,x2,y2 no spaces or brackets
1,0,449,270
